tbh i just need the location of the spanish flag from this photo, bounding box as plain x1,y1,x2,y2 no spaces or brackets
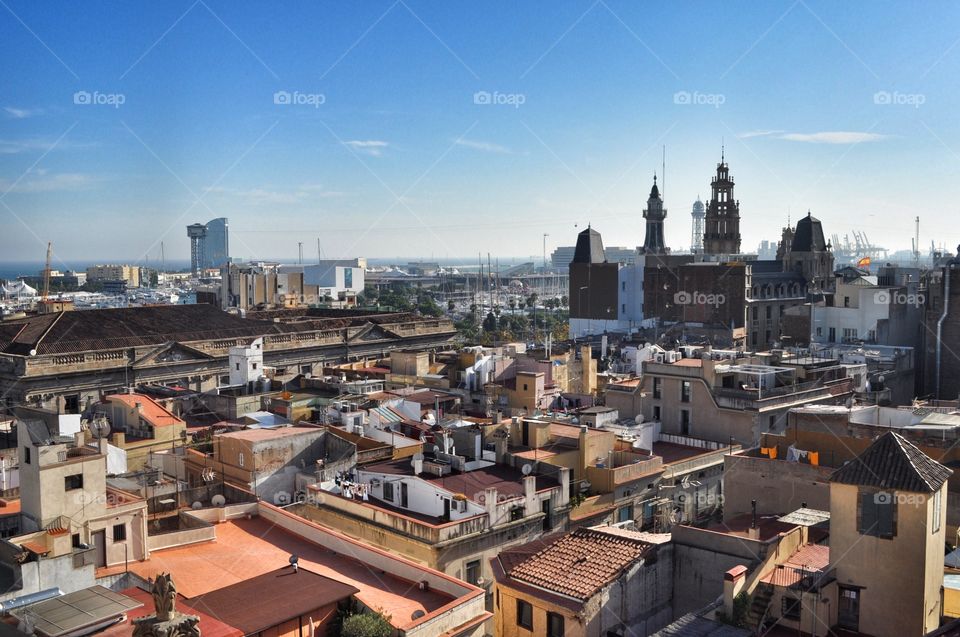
857,256,871,268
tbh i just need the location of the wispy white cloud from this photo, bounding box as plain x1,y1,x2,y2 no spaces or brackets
454,138,512,154
740,129,887,144
205,184,345,205
778,131,887,144
343,140,389,156
4,107,35,119
0,137,93,155
738,129,784,139
0,139,57,154
0,172,97,193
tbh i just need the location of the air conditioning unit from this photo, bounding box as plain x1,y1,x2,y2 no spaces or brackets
655,353,665,363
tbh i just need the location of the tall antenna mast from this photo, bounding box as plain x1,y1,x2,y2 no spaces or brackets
662,145,666,199
914,216,920,265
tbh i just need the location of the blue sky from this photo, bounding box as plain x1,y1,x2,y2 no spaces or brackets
2,0,959,266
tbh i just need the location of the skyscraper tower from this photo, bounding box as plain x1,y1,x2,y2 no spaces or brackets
702,149,741,255
641,175,668,254
186,217,230,275
690,196,705,254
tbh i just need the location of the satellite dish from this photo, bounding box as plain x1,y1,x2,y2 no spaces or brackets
411,610,425,620
634,415,643,425
289,554,299,565
431,444,441,454
191,501,203,510
211,494,226,507
412,452,425,462
521,464,532,476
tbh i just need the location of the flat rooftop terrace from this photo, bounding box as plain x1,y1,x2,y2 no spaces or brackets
122,515,454,624
652,441,726,464
364,459,557,499
702,513,799,542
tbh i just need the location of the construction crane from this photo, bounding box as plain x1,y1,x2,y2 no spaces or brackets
41,241,52,302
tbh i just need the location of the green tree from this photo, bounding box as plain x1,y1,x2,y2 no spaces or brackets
483,311,498,333
416,293,443,317
339,611,392,637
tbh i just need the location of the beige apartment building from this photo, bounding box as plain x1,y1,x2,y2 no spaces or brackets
828,432,949,636
720,431,950,636
17,422,148,568
639,352,853,445
85,264,141,287
98,393,186,470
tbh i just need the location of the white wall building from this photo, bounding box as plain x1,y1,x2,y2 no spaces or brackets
228,338,264,387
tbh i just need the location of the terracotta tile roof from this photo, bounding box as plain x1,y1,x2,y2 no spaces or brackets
0,499,20,516
106,394,184,428
19,540,48,555
761,543,830,588
831,431,952,493
505,527,652,600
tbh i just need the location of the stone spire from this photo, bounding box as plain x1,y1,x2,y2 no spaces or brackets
642,174,668,254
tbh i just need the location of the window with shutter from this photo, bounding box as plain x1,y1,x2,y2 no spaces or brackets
859,490,896,538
